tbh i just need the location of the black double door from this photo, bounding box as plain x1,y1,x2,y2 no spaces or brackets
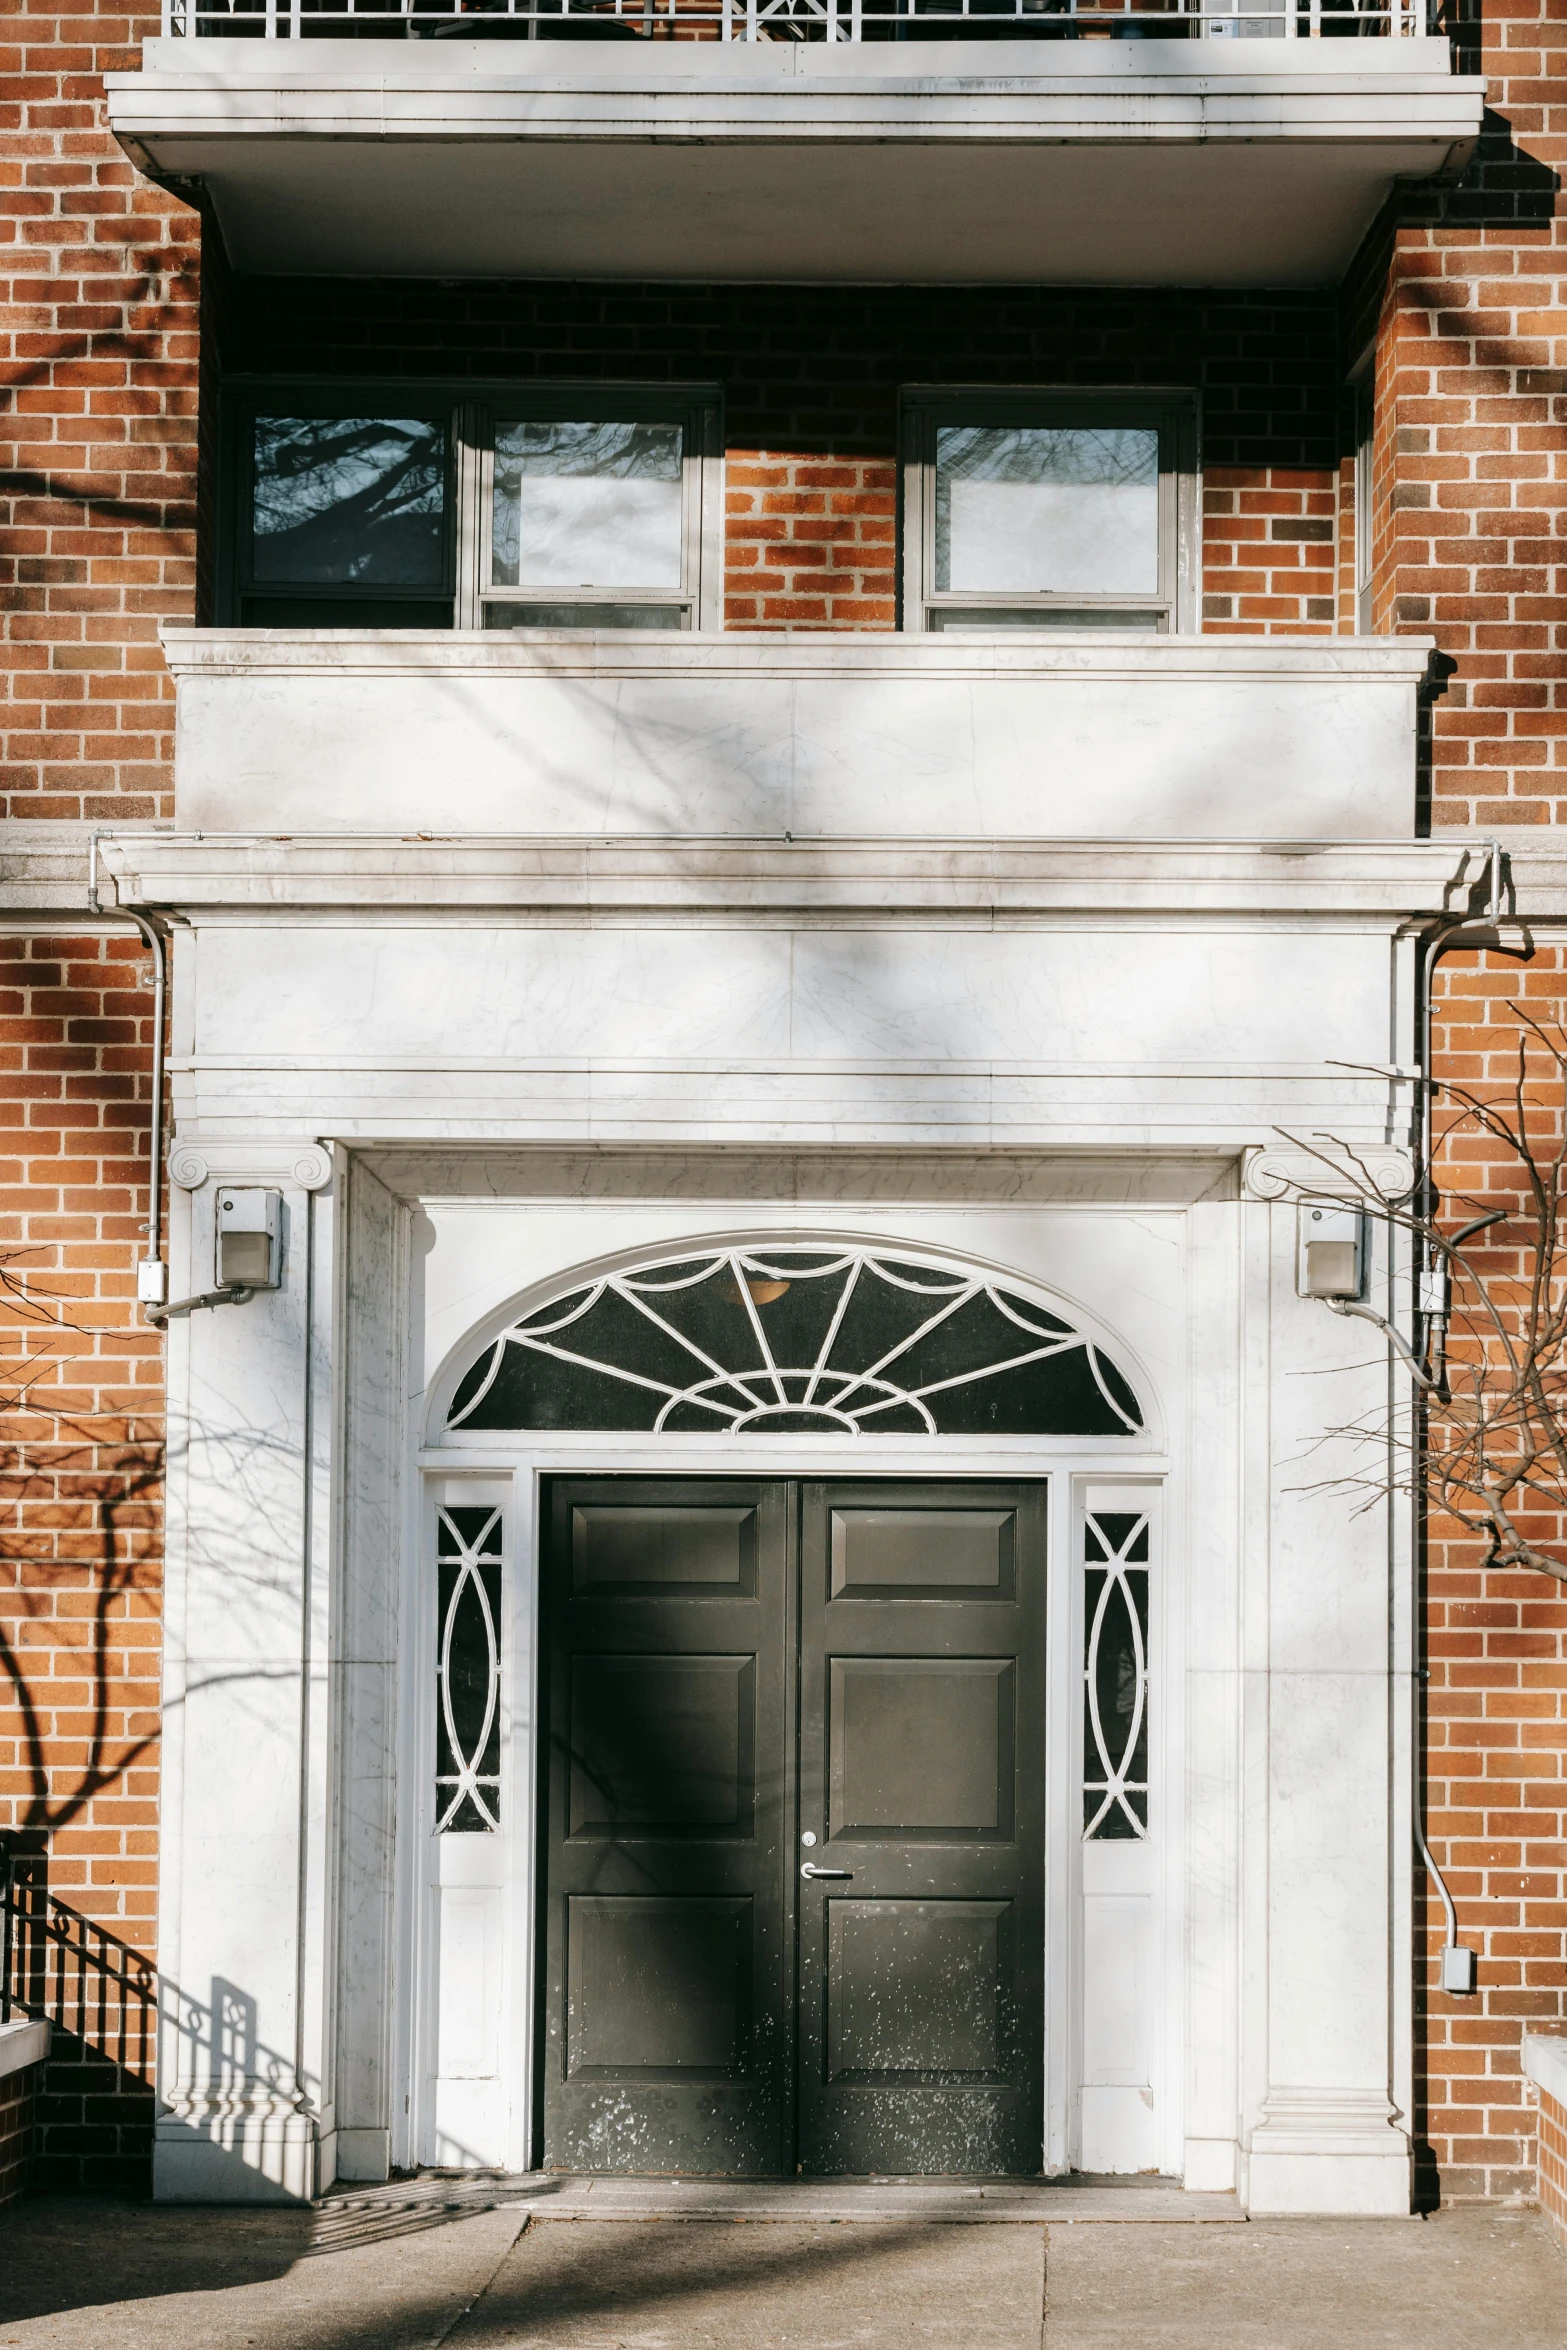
539,1476,1047,2176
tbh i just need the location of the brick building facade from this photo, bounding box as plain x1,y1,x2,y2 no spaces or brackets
2,0,1565,2207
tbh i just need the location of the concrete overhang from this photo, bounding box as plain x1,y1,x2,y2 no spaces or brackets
107,37,1483,283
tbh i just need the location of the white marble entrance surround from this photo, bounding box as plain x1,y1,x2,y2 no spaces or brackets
98,809,1488,2216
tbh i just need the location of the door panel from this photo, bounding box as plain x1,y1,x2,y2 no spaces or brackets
541,1479,792,2175
566,1895,753,2072
829,1507,1016,1600
826,1900,1011,2078
799,1482,1046,2176
567,1655,756,1835
828,1658,1015,1839
571,1503,758,1595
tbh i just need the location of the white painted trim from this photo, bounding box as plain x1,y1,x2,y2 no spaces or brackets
0,2018,50,2081
1523,2033,1567,2112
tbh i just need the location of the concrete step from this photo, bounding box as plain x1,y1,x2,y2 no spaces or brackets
319,2172,1246,2225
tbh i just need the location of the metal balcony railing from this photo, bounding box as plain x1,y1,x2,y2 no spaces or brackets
161,0,1436,42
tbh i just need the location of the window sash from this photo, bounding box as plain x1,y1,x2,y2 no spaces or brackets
221,378,722,629
899,388,1199,634
1353,367,1375,636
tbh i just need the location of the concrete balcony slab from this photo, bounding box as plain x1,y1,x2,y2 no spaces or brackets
108,39,1481,283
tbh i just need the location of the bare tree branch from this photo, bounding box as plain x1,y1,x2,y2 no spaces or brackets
1280,1007,1567,1583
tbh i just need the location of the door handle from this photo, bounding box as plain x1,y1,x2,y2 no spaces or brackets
800,1862,854,1880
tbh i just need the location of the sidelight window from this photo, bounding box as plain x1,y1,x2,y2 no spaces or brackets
900,389,1198,633
435,1504,504,1833
223,380,722,629
444,1243,1145,1438
1081,1507,1150,1840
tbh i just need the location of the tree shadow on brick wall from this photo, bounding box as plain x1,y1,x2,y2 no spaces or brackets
1344,102,1559,356
2,1252,167,2191
0,1439,163,2195
0,234,201,545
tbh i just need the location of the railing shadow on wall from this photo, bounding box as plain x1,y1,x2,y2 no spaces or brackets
1,1843,157,2188
1,1844,512,2200
1,1841,318,2196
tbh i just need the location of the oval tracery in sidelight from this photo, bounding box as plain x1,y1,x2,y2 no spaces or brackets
444,1243,1145,1439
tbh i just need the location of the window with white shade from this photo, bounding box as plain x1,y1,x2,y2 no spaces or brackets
901,389,1198,633
483,394,719,629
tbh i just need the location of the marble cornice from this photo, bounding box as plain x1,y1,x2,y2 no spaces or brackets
93,832,1486,921
159,626,1438,690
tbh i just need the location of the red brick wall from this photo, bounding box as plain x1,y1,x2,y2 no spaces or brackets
0,929,163,2189
1343,30,1567,831
725,454,897,632
0,2060,37,2205
1535,2079,1567,2244
1342,0,1567,2199
2,1,196,820
1420,945,1567,2201
3,0,186,2191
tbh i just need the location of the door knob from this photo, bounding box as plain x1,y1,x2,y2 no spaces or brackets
800,1862,854,1880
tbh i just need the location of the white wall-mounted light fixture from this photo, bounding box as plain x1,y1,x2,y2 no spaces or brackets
1296,1202,1367,1301
145,1185,286,1327
215,1188,284,1292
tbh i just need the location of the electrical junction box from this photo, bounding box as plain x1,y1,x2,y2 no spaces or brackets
215,1188,283,1291
1297,1202,1367,1301
1440,1945,1478,1996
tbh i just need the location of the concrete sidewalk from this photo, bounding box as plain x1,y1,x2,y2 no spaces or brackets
0,2190,1564,2349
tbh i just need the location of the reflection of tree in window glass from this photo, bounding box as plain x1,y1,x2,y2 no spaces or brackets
935,426,1159,597
252,419,445,588
492,421,684,590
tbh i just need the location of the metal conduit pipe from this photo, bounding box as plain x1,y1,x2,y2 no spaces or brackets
87,836,254,1326
1410,838,1532,1995
87,834,170,1318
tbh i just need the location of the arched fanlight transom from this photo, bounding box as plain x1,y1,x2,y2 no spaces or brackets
444,1244,1144,1438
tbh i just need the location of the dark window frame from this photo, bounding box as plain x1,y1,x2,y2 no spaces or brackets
222,385,460,627
219,376,724,630
899,385,1201,635
1350,351,1375,637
